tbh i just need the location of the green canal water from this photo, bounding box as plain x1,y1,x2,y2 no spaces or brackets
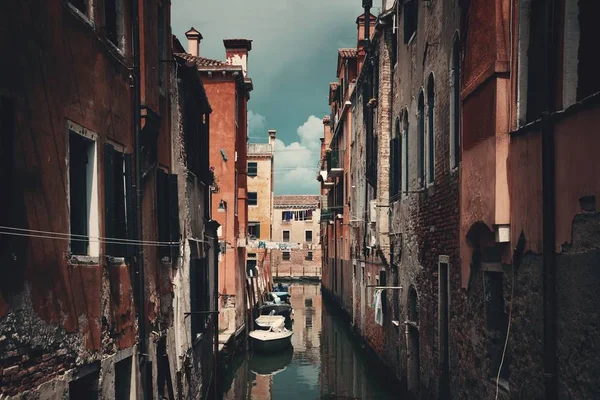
221,282,402,399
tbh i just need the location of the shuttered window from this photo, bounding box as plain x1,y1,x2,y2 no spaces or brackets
156,170,181,258
104,144,129,257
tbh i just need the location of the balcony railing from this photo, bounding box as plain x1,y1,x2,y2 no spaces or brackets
320,209,334,223
327,149,343,177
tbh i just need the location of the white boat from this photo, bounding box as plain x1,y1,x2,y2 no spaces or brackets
255,315,286,331
249,327,293,353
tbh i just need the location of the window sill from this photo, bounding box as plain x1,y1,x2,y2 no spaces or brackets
106,39,125,60
69,255,100,265
65,2,95,30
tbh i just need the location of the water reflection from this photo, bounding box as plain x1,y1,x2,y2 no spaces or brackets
222,282,399,399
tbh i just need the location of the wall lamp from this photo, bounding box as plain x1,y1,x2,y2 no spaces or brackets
218,200,227,212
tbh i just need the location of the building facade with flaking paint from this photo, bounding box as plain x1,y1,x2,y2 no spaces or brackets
0,1,219,398
177,30,253,337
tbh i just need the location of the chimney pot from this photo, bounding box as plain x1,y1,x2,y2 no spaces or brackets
185,27,203,57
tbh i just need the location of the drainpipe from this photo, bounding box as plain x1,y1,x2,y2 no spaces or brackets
131,0,149,398
542,0,558,398
362,0,372,262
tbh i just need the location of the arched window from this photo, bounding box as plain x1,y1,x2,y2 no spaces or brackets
390,118,402,199
417,90,425,188
427,74,435,184
450,34,460,169
402,109,409,194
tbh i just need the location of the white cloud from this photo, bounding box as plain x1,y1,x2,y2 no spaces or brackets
248,110,267,136
274,115,323,194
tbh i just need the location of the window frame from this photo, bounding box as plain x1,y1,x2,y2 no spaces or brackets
305,230,313,243
282,251,291,261
282,230,290,242
417,92,425,189
427,74,435,186
248,191,258,206
68,123,100,258
247,161,258,177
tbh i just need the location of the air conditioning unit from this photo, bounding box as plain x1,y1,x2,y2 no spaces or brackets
369,200,377,224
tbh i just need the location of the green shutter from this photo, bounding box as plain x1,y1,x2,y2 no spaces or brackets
124,154,136,258
168,174,181,258
104,143,116,256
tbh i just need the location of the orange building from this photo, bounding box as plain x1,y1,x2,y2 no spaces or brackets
178,29,253,334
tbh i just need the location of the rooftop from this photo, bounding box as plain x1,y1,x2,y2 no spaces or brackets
338,48,358,59
174,52,237,69
274,195,320,209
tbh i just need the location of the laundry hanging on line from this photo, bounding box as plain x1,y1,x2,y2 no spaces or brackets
373,289,383,326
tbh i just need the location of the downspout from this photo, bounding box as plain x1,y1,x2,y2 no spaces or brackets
542,0,558,398
131,0,149,397
362,0,372,262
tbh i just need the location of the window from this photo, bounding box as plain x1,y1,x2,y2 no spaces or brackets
104,144,132,257
404,0,418,44
526,0,546,122
438,259,450,391
306,251,313,261
248,221,260,239
158,3,166,88
391,13,398,66
282,251,290,261
248,162,258,177
105,0,124,49
427,74,435,185
305,230,313,243
390,118,402,199
246,253,257,277
190,258,209,337
115,357,132,400
156,170,181,258
69,130,99,256
450,35,460,169
417,91,425,188
283,230,290,242
577,0,600,100
69,366,100,399
248,192,257,206
484,270,510,381
402,109,409,194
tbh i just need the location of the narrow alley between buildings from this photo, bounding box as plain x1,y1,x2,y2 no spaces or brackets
1,0,600,399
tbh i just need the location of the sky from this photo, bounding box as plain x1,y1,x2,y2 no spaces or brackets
171,0,372,194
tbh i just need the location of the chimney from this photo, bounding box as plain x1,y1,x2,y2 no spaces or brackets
356,13,375,69
268,129,277,150
322,116,332,148
223,39,253,77
185,27,202,57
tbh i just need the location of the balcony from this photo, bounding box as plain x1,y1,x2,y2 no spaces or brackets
320,209,334,223
326,149,344,178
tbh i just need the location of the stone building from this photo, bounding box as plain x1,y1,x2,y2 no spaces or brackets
383,0,462,396
177,30,254,336
320,0,600,399
0,1,219,398
271,195,322,279
455,0,600,398
247,130,276,241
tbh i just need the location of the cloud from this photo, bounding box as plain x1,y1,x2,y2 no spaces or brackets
274,115,323,195
248,110,267,136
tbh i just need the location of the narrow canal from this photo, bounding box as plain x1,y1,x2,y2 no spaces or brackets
221,282,401,399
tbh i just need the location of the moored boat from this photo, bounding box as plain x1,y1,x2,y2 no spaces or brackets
259,302,293,320
255,315,286,330
249,328,293,353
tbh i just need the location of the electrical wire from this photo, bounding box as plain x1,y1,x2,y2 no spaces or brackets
495,265,515,400
0,225,180,246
